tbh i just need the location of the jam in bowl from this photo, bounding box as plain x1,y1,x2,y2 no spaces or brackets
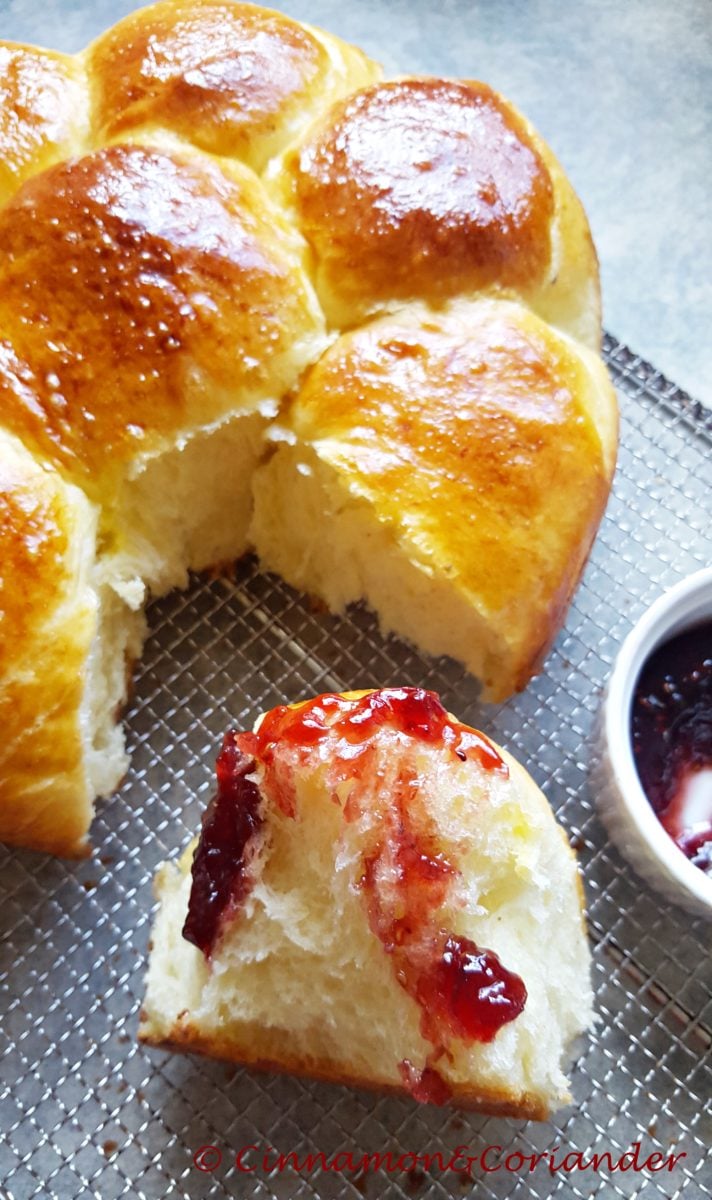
631,623,712,874
593,568,712,919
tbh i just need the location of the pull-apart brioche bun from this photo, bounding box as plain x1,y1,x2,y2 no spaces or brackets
141,688,593,1118
0,2,615,852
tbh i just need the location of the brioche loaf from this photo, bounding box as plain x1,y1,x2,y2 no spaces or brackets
140,688,594,1117
0,1,616,853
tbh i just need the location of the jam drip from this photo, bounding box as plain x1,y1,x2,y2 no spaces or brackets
632,624,712,874
182,687,526,1098
183,733,264,956
249,687,507,775
359,764,527,1080
399,1060,453,1106
415,934,528,1044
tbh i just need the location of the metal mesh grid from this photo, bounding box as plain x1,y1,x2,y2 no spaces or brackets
1,336,710,1200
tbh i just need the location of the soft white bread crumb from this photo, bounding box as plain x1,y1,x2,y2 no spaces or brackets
107,410,273,598
80,581,145,804
81,412,271,815
251,443,509,692
141,697,593,1117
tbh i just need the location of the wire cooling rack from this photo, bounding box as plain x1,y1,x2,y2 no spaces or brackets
0,335,710,1200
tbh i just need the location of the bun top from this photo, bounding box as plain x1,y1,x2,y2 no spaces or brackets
88,0,378,171
0,44,87,204
288,79,556,322
281,298,615,689
0,140,324,500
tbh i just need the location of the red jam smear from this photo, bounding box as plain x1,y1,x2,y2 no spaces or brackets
359,765,456,948
182,733,264,956
356,755,527,1071
361,832,455,948
632,623,712,874
182,688,527,1088
399,1060,453,1106
248,687,507,775
355,739,528,1089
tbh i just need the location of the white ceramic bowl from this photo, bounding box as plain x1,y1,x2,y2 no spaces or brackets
592,567,712,919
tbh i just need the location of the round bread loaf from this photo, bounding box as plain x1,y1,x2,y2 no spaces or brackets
0,1,617,853
140,688,594,1117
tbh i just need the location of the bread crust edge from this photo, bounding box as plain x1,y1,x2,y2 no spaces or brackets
138,1018,554,1120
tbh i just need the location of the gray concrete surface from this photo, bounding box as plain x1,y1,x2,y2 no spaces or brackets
1,0,710,403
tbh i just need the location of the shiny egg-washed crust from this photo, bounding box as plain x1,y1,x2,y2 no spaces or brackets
0,44,88,205
0,142,323,500
0,1,612,854
271,299,617,698
88,0,379,172
279,77,601,346
0,436,97,855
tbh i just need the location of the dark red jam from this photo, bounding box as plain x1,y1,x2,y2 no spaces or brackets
415,934,528,1044
359,767,456,941
182,734,264,956
182,688,527,1082
399,1060,453,1106
357,759,527,1064
246,687,507,775
631,622,712,874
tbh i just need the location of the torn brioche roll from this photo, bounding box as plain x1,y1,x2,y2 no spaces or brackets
140,687,593,1117
251,298,617,703
0,433,143,856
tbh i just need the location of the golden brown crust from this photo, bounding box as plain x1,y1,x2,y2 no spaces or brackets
0,436,96,856
88,0,332,172
0,43,87,207
140,1017,551,1119
0,143,321,498
286,300,616,696
290,79,555,324
0,2,611,855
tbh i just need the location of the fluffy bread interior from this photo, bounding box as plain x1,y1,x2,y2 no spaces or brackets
72,411,272,835
79,580,145,806
141,720,593,1118
105,410,274,600
250,443,512,698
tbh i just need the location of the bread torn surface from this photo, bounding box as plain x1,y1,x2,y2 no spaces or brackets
141,690,593,1117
